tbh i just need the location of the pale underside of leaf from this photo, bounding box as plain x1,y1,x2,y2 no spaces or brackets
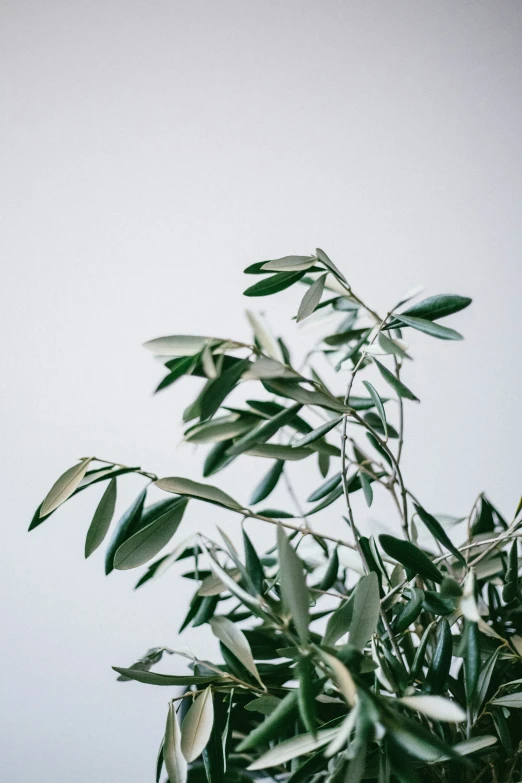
399,695,466,722
296,273,327,323
165,702,188,783
40,457,93,517
210,616,263,686
156,477,243,510
247,727,338,770
180,687,214,762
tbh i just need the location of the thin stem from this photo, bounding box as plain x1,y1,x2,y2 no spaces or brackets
163,647,266,695
351,411,410,539
84,456,158,481
392,357,405,467
282,466,313,533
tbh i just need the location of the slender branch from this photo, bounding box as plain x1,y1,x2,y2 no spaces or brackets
163,647,266,695
82,456,158,481
351,411,410,539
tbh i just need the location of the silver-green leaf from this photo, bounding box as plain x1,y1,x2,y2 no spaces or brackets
180,687,214,762
85,478,117,558
164,702,187,783
277,525,309,643
113,498,188,570
40,457,93,517
296,273,327,323
210,616,263,687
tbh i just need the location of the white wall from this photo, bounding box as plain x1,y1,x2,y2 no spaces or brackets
1,2,521,780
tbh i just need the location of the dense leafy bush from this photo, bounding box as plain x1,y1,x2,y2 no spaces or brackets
33,251,522,783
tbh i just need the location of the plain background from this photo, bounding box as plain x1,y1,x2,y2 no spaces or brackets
1,2,521,780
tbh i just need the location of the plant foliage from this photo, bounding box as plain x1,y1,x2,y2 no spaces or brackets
32,250,522,782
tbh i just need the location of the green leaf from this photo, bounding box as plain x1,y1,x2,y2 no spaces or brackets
245,309,284,362
373,359,419,402
307,483,344,515
209,617,263,687
462,619,480,699
113,497,188,570
349,572,380,651
307,472,341,502
362,381,387,439
144,335,217,356
245,444,313,461
156,738,164,783
388,718,458,763
399,695,465,723
394,588,424,633
422,590,454,617
105,489,147,575
293,417,342,449
242,529,265,594
257,508,294,518
200,358,251,421
112,667,221,686
185,416,253,443
394,294,472,323
379,534,443,584
243,261,273,274
410,622,436,679
236,690,299,752
29,466,139,532
377,332,410,358
198,569,239,597
203,440,236,477
474,647,501,717
428,734,497,764
319,548,339,591
260,255,316,272
318,452,330,477
426,619,453,694
323,594,354,646
286,750,328,783
201,341,217,379
414,503,466,566
491,692,522,708
243,270,306,297
244,355,300,380
263,379,350,414
155,477,243,511
192,594,220,628
277,525,309,643
503,539,519,603
316,248,348,283
359,471,373,507
319,651,357,706
226,403,302,457
181,687,214,762
296,274,327,322
155,354,199,393
247,727,338,770
164,702,187,783
297,656,317,732
201,542,267,616
40,457,93,517
250,460,284,504
85,478,117,558
324,327,369,346
244,694,282,714
394,314,463,341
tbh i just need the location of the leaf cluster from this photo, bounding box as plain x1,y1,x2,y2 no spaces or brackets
32,250,522,783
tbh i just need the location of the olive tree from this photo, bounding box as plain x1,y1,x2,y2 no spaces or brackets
32,250,522,783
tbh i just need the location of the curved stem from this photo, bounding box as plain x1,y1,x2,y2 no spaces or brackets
351,411,410,540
